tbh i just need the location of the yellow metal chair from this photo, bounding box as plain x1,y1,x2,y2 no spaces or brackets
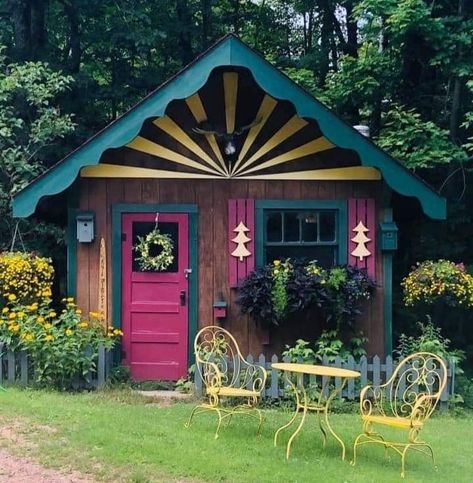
352,352,447,478
185,325,267,438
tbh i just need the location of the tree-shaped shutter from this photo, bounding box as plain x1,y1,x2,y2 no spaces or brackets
228,199,255,287
348,198,376,278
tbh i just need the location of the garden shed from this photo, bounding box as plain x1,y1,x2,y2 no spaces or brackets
12,34,446,381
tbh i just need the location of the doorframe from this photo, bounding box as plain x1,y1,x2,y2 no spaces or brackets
111,203,198,366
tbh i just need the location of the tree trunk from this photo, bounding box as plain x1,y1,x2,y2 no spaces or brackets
345,0,358,58
232,0,240,35
318,2,331,87
8,0,31,60
61,0,81,73
201,0,212,49
30,0,47,60
449,0,466,144
176,0,193,65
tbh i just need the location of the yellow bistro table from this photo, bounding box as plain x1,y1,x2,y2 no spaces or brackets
272,362,360,460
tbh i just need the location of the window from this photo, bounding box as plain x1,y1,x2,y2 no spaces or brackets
256,201,347,268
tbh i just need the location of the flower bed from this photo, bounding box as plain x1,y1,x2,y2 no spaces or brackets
0,252,121,388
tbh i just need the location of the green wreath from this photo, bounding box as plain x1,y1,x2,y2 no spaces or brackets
134,229,174,271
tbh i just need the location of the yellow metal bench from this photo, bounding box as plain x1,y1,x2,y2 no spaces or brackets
352,352,447,478
185,325,267,438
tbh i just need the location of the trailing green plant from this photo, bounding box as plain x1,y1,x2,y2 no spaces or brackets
270,259,291,322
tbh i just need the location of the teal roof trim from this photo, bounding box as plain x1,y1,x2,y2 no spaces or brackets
13,35,446,220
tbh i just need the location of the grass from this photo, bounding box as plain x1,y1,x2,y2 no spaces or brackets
0,387,472,482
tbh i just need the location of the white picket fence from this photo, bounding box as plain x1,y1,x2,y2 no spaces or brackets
194,354,455,406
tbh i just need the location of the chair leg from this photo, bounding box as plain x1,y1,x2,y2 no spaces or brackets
255,408,264,435
185,405,201,429
214,408,224,439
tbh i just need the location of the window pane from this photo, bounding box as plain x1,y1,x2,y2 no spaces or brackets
319,212,336,241
132,221,178,273
301,212,318,242
284,212,300,242
266,212,282,242
266,245,336,268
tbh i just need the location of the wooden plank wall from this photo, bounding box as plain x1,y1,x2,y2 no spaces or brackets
76,178,385,357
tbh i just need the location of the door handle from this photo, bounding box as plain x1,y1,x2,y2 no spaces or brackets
180,290,186,306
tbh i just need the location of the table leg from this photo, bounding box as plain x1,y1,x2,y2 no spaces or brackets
274,372,309,459
323,377,348,460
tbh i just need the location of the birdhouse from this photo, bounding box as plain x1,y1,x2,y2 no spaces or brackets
76,212,95,243
213,300,227,320
380,222,398,251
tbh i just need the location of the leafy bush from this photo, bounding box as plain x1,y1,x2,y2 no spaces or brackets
0,252,54,305
237,259,375,328
396,317,465,368
0,296,121,389
402,259,473,308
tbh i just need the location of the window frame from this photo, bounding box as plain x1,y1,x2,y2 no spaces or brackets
255,200,347,267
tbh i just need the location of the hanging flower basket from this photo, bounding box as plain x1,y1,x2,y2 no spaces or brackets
134,229,174,271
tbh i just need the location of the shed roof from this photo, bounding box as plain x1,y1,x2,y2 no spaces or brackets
12,34,446,219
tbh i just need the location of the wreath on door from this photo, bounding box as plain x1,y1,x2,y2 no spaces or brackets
134,228,174,271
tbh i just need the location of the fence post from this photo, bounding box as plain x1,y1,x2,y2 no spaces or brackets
97,345,106,387
20,351,28,386
270,354,279,399
7,351,15,382
0,342,3,385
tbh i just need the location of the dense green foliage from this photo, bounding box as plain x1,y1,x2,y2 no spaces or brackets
0,1,473,362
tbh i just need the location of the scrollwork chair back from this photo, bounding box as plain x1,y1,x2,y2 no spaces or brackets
353,352,448,478
186,325,267,438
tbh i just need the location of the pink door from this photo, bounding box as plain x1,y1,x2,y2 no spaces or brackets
121,213,189,380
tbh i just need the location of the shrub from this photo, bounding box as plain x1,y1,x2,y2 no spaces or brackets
402,259,473,308
0,296,121,388
0,251,54,305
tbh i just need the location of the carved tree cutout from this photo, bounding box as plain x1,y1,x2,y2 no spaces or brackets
351,221,371,261
231,221,251,261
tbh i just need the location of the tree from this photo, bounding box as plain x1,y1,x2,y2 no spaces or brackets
0,49,75,250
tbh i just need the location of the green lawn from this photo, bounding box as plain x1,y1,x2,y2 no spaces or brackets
0,388,472,482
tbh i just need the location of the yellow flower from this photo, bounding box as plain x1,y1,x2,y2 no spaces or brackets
66,297,74,302
273,260,281,267
49,311,57,318
2,307,9,314
8,312,16,319
44,335,54,342
44,323,52,330
17,311,25,318
113,329,123,336
65,329,74,336
78,321,88,329
8,294,16,301
75,309,82,315
37,316,45,324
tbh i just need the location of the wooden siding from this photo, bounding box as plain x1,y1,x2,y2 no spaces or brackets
75,178,385,357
